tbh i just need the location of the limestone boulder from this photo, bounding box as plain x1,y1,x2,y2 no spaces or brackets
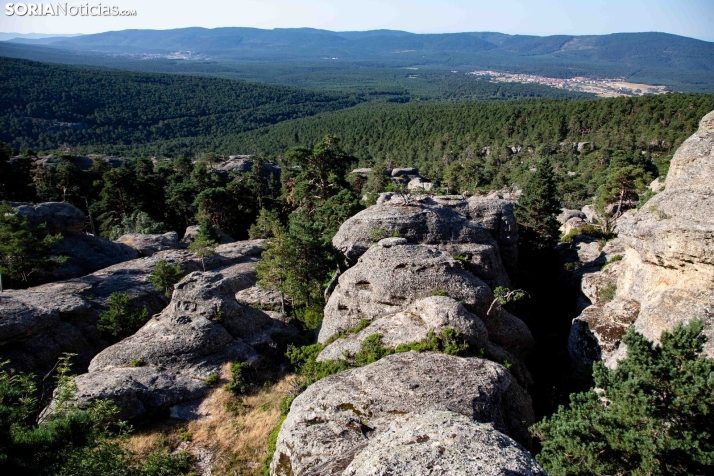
317,296,488,362
47,234,139,281
342,411,546,476
270,352,535,475
116,231,183,257
569,110,714,368
557,208,586,225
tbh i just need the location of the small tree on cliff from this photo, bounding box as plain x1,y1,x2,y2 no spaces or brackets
514,160,561,251
533,320,714,475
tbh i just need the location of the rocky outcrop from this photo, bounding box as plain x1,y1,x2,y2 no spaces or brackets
320,242,488,339
9,202,139,281
11,201,86,236
341,410,546,476
0,241,264,375
66,259,294,419
182,225,235,244
116,231,184,257
270,352,536,475
320,241,533,358
331,193,516,288
569,110,714,368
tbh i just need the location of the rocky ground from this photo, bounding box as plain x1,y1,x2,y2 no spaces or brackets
568,110,714,369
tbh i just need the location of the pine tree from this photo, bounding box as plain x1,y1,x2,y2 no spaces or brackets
0,202,66,287
533,320,714,475
514,160,561,251
150,260,185,298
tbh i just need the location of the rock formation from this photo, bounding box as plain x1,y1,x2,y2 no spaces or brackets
569,110,714,368
341,410,546,476
9,201,139,282
271,352,539,475
331,193,517,288
64,257,294,419
0,241,264,375
116,231,184,257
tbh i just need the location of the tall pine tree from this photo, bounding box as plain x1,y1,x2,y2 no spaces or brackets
514,160,561,251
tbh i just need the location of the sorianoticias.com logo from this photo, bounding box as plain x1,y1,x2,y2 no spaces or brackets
5,3,137,16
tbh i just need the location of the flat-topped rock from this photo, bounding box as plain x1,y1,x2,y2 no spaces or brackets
116,231,183,257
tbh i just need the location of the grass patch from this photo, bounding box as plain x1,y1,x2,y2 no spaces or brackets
599,282,617,302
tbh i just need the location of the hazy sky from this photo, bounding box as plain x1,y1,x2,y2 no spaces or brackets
1,0,713,41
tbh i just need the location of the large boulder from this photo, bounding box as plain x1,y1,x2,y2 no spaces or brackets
9,202,139,282
569,110,714,368
317,296,488,362
116,231,183,257
321,239,533,359
320,241,492,343
52,256,294,419
0,241,264,375
11,202,86,236
270,352,535,475
341,410,546,476
49,234,139,280
331,194,513,288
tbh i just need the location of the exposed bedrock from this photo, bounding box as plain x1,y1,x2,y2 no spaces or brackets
270,352,538,476
569,110,714,368
0,241,264,375
319,241,534,360
331,193,518,288
50,259,295,420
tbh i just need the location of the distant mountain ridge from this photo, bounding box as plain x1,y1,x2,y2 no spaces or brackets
9,28,713,68
3,28,714,92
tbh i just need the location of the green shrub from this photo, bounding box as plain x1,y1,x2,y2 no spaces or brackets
353,334,395,366
602,254,623,269
108,211,169,240
431,289,448,297
97,292,150,340
150,260,185,298
0,354,195,475
224,362,251,395
532,320,714,475
599,282,617,302
292,306,324,331
369,227,390,242
205,373,220,387
130,359,144,367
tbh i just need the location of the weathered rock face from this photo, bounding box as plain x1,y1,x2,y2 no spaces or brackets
9,202,139,282
270,352,535,475
0,241,264,375
50,234,139,280
182,225,236,244
569,110,714,368
11,201,86,236
342,410,546,476
320,242,492,343
331,194,515,288
116,232,184,257
318,296,488,362
51,247,295,420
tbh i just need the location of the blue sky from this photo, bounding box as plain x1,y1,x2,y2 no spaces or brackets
1,0,712,41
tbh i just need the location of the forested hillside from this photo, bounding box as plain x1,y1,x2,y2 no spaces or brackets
203,93,714,205
0,57,363,151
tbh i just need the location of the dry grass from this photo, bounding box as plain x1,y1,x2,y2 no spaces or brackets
120,364,295,475
189,366,295,475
